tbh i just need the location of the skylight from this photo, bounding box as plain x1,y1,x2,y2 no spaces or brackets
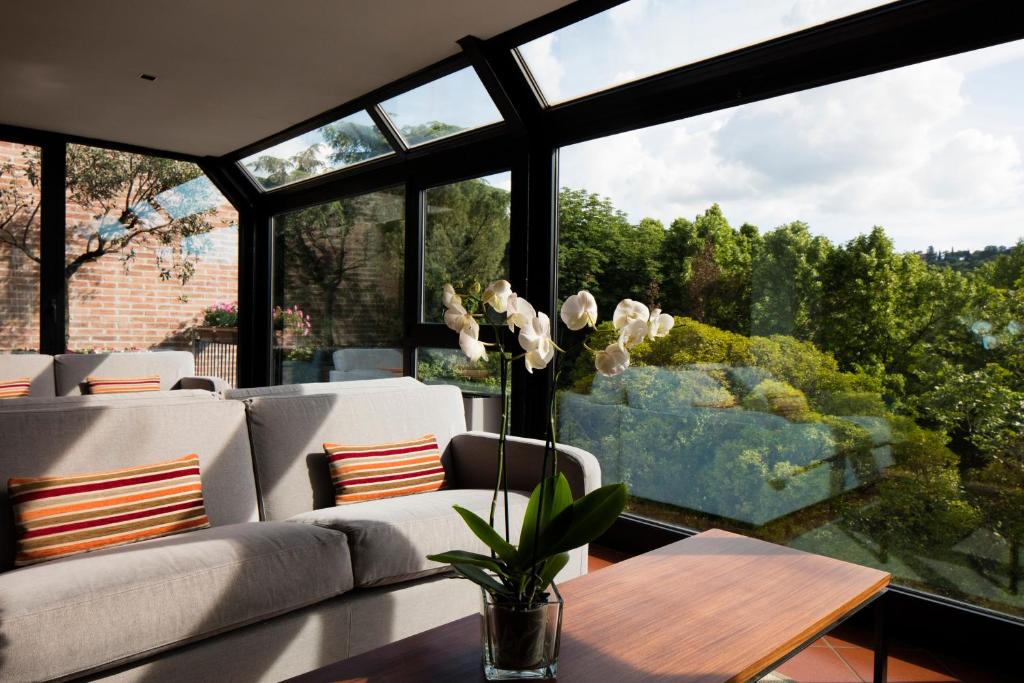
378,67,503,147
517,0,892,105
239,110,393,191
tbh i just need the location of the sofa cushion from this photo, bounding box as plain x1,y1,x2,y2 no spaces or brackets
0,388,218,412
0,352,54,396
54,351,195,395
0,376,30,399
0,521,353,682
223,376,422,400
288,488,527,587
0,397,258,570
326,434,446,505
10,453,211,567
246,385,466,521
87,373,162,394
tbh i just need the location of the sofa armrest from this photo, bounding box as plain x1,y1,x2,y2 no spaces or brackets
449,431,601,499
175,375,228,393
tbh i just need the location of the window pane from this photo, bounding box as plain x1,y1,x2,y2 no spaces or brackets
0,141,41,352
423,172,511,322
273,188,405,385
417,347,500,396
519,0,890,104
556,41,1024,618
240,110,393,191
65,145,239,386
379,68,503,147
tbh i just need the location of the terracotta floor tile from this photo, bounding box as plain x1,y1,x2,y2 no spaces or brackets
776,646,863,683
838,648,956,683
808,637,830,648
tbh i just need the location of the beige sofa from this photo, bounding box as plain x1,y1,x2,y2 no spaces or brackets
0,383,600,682
0,351,226,398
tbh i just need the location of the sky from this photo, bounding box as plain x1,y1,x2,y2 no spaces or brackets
523,0,1024,252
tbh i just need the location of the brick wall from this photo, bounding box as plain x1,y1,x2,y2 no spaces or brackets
0,141,41,350
0,139,238,354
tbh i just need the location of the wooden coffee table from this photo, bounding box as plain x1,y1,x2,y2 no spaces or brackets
290,528,892,682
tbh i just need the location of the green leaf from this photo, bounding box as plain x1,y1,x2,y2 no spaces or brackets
427,550,509,577
517,473,574,567
549,483,628,554
453,505,517,563
536,552,570,591
451,563,512,597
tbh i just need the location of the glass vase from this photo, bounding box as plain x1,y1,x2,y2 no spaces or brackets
481,585,563,680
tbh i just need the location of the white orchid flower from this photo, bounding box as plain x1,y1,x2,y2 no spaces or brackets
444,301,478,336
459,330,487,362
505,294,536,332
646,309,675,340
612,299,650,330
560,291,598,331
442,284,461,309
482,280,513,313
595,342,630,377
618,318,648,349
518,312,555,373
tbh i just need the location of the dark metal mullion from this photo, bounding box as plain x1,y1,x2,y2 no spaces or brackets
367,106,408,157
38,142,66,355
402,178,422,377
458,36,527,133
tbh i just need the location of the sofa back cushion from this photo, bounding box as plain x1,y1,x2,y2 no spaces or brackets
0,353,55,397
54,351,195,395
246,385,466,521
223,376,421,400
0,389,217,412
0,397,258,570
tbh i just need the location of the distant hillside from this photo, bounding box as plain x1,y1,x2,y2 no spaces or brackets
918,245,1012,273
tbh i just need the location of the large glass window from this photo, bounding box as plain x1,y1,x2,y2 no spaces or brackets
0,140,41,352
240,111,393,191
65,145,239,385
556,40,1024,617
273,187,405,385
422,171,511,322
518,0,890,104
379,67,503,147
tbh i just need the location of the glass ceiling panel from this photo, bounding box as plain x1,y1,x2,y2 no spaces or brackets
379,67,503,147
239,110,393,191
518,0,892,105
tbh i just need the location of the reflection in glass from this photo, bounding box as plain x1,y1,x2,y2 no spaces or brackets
380,67,503,147
63,145,239,385
519,0,889,104
240,110,393,190
423,172,511,322
417,347,500,396
555,42,1024,618
273,188,405,385
0,140,41,351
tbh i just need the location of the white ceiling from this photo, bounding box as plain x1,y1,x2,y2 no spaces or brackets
0,0,571,157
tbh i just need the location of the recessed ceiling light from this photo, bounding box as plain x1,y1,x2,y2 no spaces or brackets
139,73,157,82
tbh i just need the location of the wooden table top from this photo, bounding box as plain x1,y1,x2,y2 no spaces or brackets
290,528,891,683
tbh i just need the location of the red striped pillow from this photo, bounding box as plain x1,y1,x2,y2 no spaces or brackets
324,434,446,505
8,454,211,567
87,374,161,394
0,377,31,399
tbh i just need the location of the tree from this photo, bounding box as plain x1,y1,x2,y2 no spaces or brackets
751,221,831,339
557,189,632,314
1,145,224,322
423,178,510,321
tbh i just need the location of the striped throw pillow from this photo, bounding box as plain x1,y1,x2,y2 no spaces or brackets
0,377,31,399
325,434,446,505
87,375,161,394
9,454,211,567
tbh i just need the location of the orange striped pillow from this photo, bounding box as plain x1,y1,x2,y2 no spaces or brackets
0,377,31,399
87,374,161,394
325,434,446,505
8,454,210,567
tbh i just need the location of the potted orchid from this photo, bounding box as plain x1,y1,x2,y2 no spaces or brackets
427,279,674,680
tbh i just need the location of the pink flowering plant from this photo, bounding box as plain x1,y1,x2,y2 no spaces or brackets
273,305,312,336
202,301,238,328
